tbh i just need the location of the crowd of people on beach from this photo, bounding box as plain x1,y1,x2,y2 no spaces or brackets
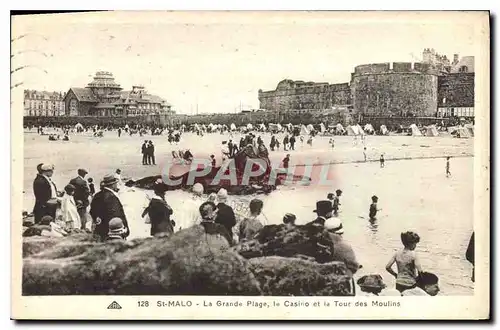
23,121,472,296
25,157,474,297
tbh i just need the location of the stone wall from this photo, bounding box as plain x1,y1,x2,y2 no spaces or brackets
350,63,439,117
437,73,474,108
258,80,351,111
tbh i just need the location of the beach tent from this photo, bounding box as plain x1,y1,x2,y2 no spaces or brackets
465,123,474,137
346,125,356,136
447,126,458,134
363,124,374,134
379,125,388,135
247,123,253,130
300,124,310,135
410,124,422,136
336,123,345,135
424,125,439,137
230,123,236,131
306,124,314,132
259,123,266,131
74,123,83,130
319,123,326,133
356,124,366,135
456,126,471,138
193,123,200,132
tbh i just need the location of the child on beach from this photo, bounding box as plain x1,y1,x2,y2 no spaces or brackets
88,178,95,196
446,156,451,177
380,154,385,168
386,231,423,293
61,184,81,231
369,195,380,221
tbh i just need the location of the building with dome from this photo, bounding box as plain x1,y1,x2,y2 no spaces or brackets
63,71,173,117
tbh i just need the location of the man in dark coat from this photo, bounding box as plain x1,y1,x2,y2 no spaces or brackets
228,140,234,157
289,135,296,150
90,174,130,241
141,140,148,165
148,140,156,165
214,188,236,236
32,163,59,223
143,184,174,237
69,168,90,230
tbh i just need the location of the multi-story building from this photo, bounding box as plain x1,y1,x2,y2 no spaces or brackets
63,71,173,117
23,90,66,116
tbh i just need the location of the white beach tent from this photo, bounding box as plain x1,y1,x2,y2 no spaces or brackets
465,123,474,137
456,126,471,138
363,124,374,134
447,126,458,134
277,123,282,131
336,123,345,135
259,123,266,131
424,125,439,137
306,124,314,132
346,125,356,136
379,125,389,135
410,124,423,136
320,123,326,133
300,124,310,135
247,123,253,130
194,123,200,132
355,124,366,135
230,123,237,131
74,123,84,130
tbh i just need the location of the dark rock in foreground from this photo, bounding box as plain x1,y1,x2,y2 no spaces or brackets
23,227,262,296
22,224,357,296
249,257,354,296
234,224,361,274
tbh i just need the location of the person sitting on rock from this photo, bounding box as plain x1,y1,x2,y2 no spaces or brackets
283,213,296,230
106,218,127,241
237,199,265,243
199,201,233,246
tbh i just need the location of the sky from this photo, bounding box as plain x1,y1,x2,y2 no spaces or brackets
11,11,483,114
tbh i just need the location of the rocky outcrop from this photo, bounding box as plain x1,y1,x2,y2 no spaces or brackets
249,257,354,296
234,224,361,274
22,227,262,296
22,223,358,296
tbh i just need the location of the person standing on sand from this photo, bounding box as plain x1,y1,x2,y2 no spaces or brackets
289,135,296,150
363,147,367,162
118,127,122,137
283,135,289,151
386,231,423,293
69,168,90,230
380,154,385,168
141,140,148,165
446,156,451,177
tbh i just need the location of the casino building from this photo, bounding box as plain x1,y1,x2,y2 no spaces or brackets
63,71,173,117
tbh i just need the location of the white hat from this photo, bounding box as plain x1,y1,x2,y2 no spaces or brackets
40,163,54,171
217,188,228,200
192,183,204,195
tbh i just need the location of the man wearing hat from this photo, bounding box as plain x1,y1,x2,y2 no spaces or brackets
144,183,174,237
32,163,59,223
69,168,91,229
89,174,130,241
307,200,344,235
